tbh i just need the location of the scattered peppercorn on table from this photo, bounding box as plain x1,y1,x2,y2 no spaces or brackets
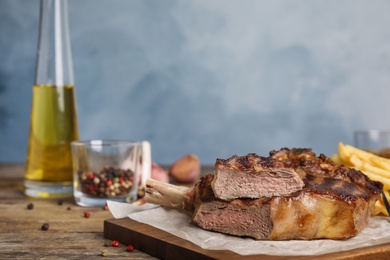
2,163,390,259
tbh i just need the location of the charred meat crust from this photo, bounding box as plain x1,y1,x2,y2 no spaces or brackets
215,153,288,171
269,147,383,202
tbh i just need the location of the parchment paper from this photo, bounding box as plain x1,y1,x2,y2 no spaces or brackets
107,201,390,256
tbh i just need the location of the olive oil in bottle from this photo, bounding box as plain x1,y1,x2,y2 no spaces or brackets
25,0,79,198
25,85,79,182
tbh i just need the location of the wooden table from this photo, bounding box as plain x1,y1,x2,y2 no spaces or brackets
2,163,390,259
0,163,159,259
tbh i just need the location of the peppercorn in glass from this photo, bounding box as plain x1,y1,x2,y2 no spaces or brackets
71,140,151,206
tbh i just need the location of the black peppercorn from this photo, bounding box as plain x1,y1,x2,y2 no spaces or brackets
41,223,49,231
27,203,34,210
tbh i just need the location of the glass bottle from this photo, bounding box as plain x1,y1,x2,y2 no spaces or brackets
24,0,79,198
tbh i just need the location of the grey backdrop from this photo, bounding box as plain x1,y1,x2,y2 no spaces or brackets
1,0,390,165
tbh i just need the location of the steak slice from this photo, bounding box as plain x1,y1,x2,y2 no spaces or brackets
211,153,305,200
145,148,383,240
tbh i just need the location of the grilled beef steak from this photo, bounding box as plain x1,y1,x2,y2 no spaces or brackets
211,153,305,200
145,148,383,240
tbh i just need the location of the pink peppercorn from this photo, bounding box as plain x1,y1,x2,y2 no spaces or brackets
126,244,134,252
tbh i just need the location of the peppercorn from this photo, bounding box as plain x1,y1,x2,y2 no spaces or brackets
78,167,135,198
126,244,134,252
101,249,109,257
27,203,34,210
57,200,64,206
41,223,49,231
111,240,119,247
66,206,71,210
84,212,91,218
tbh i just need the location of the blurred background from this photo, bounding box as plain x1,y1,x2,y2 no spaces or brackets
1,0,390,165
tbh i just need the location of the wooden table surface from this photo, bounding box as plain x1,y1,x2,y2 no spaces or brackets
0,162,185,259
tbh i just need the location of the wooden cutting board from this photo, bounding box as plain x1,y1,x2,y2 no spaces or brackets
104,218,390,260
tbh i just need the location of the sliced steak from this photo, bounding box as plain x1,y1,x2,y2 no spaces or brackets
145,148,383,240
193,173,379,240
211,153,305,200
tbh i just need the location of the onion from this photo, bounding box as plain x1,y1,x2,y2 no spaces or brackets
169,154,201,183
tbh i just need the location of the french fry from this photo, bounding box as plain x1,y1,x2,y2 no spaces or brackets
349,154,364,168
337,142,352,165
377,190,390,216
349,155,390,180
369,157,390,174
331,154,344,165
343,144,377,161
373,200,388,216
344,144,390,174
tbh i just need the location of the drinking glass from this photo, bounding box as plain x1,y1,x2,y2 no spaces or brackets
71,140,151,207
354,130,390,158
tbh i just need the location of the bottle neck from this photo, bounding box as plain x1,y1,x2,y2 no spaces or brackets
35,0,74,87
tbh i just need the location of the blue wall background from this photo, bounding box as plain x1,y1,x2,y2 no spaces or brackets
1,0,390,165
